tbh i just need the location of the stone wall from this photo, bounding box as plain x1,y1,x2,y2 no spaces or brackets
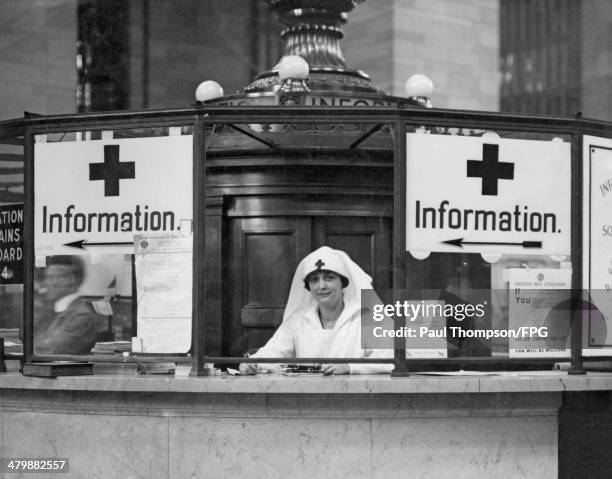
344,0,500,110
581,0,612,121
0,0,77,120
137,0,257,109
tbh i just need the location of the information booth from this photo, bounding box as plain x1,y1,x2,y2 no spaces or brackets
1,1,612,477
0,102,611,478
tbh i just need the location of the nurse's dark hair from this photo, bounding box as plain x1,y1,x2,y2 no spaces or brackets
303,270,349,290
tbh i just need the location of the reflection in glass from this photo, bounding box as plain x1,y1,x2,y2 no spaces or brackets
34,255,134,356
35,256,100,355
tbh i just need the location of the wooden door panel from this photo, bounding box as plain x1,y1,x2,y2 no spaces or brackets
242,232,295,312
325,232,374,277
228,217,311,355
315,216,392,293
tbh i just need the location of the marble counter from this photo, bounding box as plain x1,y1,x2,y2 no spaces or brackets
2,368,607,478
1,368,612,395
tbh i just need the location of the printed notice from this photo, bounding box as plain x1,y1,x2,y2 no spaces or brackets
134,233,192,353
508,268,572,358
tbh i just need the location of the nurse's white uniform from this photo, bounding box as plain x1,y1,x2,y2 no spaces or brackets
251,246,393,374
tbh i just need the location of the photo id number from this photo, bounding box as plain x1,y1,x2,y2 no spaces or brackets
1,458,69,473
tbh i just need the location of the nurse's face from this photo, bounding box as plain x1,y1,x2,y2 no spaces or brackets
307,271,344,310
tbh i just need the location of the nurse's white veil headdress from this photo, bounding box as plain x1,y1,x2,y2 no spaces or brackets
283,246,374,321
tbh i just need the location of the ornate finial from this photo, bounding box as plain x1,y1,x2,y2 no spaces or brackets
244,0,381,94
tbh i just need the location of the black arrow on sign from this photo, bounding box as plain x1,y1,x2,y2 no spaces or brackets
64,239,133,250
442,238,542,248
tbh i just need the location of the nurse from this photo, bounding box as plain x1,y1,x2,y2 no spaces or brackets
239,246,394,375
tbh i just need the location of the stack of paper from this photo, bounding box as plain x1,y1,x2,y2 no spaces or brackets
90,341,132,355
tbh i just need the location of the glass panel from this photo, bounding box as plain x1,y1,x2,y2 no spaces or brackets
403,124,573,359
363,286,572,359
0,136,24,357
208,119,395,373
33,125,193,357
582,134,612,356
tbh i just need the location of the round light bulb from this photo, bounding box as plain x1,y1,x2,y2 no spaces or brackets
481,253,502,264
195,80,224,102
405,74,434,98
278,55,309,81
481,131,500,139
409,250,431,260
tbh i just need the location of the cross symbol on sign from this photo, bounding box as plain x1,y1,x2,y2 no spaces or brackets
315,259,325,270
89,145,135,197
466,143,514,196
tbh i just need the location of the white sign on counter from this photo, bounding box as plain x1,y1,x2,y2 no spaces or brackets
406,134,571,257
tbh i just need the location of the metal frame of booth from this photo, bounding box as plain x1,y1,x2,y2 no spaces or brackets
1,104,611,376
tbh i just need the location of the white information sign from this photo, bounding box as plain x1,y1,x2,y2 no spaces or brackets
582,135,612,356
34,135,193,255
406,133,571,256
